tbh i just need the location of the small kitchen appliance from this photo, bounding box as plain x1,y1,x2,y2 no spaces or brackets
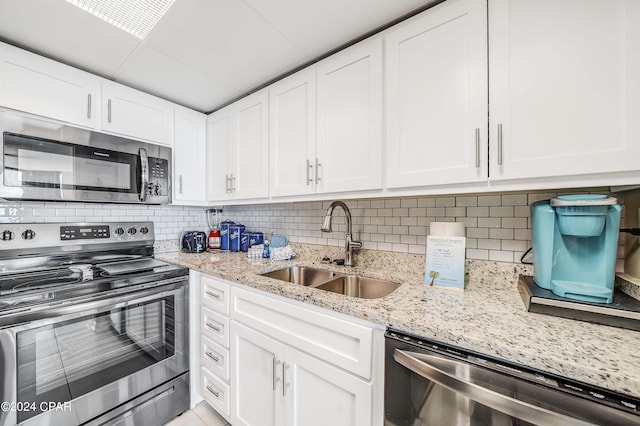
181,230,207,253
206,208,222,249
531,194,621,304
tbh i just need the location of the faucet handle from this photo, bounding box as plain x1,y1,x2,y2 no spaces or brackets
350,240,362,250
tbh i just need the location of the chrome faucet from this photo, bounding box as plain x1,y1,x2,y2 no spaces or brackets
320,201,362,267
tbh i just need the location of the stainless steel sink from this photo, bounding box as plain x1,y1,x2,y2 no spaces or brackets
259,266,337,286
258,266,400,299
314,275,401,299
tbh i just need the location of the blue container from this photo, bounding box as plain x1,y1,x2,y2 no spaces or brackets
230,224,246,252
249,232,264,247
240,231,250,252
220,221,235,251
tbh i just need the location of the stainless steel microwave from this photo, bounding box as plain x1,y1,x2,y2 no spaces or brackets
0,110,171,204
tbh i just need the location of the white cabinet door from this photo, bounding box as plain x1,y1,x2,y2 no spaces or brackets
231,321,284,426
101,80,173,145
232,91,269,200
0,42,99,128
207,108,232,202
385,0,488,188
285,346,372,426
316,38,383,194
489,0,640,181
269,68,317,197
173,106,207,204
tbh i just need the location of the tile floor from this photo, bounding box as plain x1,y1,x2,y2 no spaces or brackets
165,402,230,426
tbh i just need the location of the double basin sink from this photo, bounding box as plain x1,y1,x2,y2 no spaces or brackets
258,266,401,299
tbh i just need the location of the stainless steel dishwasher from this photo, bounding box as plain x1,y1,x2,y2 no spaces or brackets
385,329,640,425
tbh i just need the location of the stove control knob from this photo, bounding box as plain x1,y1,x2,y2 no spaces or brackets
114,227,125,236
139,226,149,235
127,227,137,235
1,230,14,241
21,229,36,240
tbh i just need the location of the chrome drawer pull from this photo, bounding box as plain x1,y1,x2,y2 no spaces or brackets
206,322,221,333
205,290,222,300
205,385,220,398
206,351,220,363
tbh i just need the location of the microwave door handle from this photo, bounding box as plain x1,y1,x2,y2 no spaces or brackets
393,350,595,426
138,148,149,202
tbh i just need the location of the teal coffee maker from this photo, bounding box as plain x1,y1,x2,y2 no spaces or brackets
531,194,621,304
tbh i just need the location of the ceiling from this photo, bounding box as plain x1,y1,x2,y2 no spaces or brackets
0,0,437,114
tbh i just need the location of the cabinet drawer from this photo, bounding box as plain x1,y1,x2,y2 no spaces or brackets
201,275,230,314
201,366,230,417
201,306,229,348
201,334,229,381
231,287,373,379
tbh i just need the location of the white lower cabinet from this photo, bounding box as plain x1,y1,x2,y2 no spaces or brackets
197,275,232,421
230,286,383,426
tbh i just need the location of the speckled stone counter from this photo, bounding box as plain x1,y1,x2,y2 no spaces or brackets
156,244,640,399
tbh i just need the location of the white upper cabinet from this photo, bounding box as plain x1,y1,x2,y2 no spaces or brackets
0,42,99,128
489,0,640,182
269,67,317,197
316,37,383,194
385,0,488,189
101,80,174,146
173,106,207,205
207,90,269,203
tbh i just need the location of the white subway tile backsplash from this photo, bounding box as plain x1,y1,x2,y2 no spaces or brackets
3,188,623,266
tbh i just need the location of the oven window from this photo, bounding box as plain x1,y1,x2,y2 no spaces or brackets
15,296,175,423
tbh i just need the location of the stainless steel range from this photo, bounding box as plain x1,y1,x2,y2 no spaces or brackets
0,222,189,426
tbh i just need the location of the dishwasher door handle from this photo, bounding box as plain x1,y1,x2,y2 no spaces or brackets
393,349,596,426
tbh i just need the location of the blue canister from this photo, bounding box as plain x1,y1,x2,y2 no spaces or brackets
230,224,246,252
220,220,235,251
249,231,264,247
240,231,250,252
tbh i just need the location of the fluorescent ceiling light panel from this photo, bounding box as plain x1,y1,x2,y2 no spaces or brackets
66,0,175,40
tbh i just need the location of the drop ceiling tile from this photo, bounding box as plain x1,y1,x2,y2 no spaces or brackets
0,0,140,77
241,0,435,58
115,45,243,112
142,0,309,99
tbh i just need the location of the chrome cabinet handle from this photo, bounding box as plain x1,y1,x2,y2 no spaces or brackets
231,174,236,192
205,290,221,300
394,349,593,426
475,128,481,169
205,385,220,399
272,357,282,391
107,99,112,123
206,322,221,333
225,174,230,193
315,158,321,183
282,362,288,397
306,159,313,185
497,123,503,166
205,351,220,363
179,175,183,194
87,94,92,118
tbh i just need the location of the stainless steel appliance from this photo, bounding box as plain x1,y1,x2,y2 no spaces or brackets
0,110,171,204
0,221,189,426
385,329,640,425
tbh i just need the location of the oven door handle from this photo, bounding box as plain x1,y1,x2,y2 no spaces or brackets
393,349,596,426
2,278,185,327
138,147,149,202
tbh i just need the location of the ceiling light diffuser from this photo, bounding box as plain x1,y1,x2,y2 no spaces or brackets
65,0,176,40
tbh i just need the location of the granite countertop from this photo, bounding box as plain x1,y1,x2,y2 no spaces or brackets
156,244,640,399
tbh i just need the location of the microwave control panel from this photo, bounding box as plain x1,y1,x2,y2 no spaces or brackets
148,157,169,197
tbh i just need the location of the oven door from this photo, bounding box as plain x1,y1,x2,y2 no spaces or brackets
0,278,188,426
